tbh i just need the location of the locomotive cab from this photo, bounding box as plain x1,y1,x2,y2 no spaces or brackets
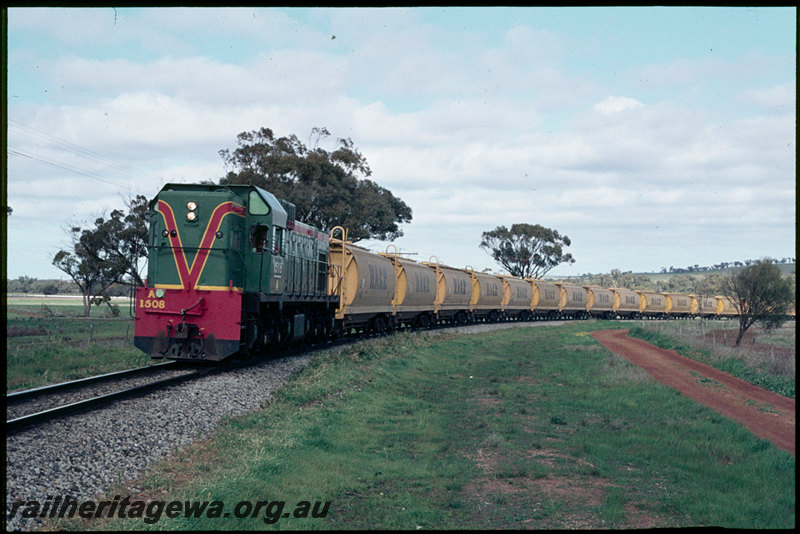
243,187,288,295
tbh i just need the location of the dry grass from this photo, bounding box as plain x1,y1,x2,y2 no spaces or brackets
637,320,795,380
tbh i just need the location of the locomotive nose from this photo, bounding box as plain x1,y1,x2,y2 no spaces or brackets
134,285,244,361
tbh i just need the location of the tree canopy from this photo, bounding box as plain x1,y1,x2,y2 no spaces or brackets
52,196,149,316
217,127,412,241
722,258,795,346
479,223,575,279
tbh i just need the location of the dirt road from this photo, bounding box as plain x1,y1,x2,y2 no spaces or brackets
591,329,795,455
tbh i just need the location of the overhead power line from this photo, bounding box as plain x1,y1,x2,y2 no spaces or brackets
7,119,160,189
8,148,132,189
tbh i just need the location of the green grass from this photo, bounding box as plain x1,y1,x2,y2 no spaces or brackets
6,295,132,317
7,301,150,392
57,321,794,530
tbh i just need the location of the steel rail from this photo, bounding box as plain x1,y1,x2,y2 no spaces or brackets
6,367,211,433
6,361,181,403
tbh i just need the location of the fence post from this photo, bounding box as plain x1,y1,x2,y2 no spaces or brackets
88,323,94,346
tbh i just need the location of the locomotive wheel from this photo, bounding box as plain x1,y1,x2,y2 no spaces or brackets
236,315,261,359
276,317,291,347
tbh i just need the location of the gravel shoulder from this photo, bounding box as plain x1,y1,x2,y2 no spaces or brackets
5,354,312,531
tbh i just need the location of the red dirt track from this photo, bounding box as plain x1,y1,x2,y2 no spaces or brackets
591,329,795,455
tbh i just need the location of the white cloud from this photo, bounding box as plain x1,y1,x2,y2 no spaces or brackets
593,96,644,115
5,7,796,279
738,81,796,113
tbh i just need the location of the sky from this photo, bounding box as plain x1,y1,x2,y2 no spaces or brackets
4,6,796,281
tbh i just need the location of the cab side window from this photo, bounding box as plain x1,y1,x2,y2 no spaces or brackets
250,224,269,253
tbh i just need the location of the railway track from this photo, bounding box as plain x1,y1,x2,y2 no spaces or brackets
6,362,213,432
4,319,580,433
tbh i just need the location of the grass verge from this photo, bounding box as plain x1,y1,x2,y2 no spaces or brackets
7,303,150,392
54,321,794,530
628,322,795,398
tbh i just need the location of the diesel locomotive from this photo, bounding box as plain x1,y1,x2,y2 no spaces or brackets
133,183,335,361
134,183,749,362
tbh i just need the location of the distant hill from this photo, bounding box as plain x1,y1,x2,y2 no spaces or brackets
638,262,795,281
553,262,795,294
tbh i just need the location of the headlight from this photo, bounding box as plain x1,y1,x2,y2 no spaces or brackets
186,201,198,221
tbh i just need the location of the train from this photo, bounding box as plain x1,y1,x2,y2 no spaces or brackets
133,183,749,362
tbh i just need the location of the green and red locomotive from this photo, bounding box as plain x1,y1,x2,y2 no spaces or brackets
134,183,336,361
135,183,765,362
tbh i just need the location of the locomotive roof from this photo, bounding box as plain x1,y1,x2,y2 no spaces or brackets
155,183,288,227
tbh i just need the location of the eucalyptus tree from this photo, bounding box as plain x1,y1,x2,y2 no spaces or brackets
217,127,412,241
479,223,575,279
722,259,794,346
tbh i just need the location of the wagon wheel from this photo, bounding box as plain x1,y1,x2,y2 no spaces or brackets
419,314,431,329
372,316,387,335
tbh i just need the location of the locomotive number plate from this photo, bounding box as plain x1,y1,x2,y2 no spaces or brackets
139,289,166,310
139,298,166,310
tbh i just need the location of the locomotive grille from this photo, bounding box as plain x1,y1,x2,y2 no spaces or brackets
280,200,296,223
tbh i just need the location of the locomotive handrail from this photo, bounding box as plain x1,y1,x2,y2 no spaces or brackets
181,297,205,317
330,225,348,243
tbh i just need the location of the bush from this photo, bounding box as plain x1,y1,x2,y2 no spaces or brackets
42,283,59,295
